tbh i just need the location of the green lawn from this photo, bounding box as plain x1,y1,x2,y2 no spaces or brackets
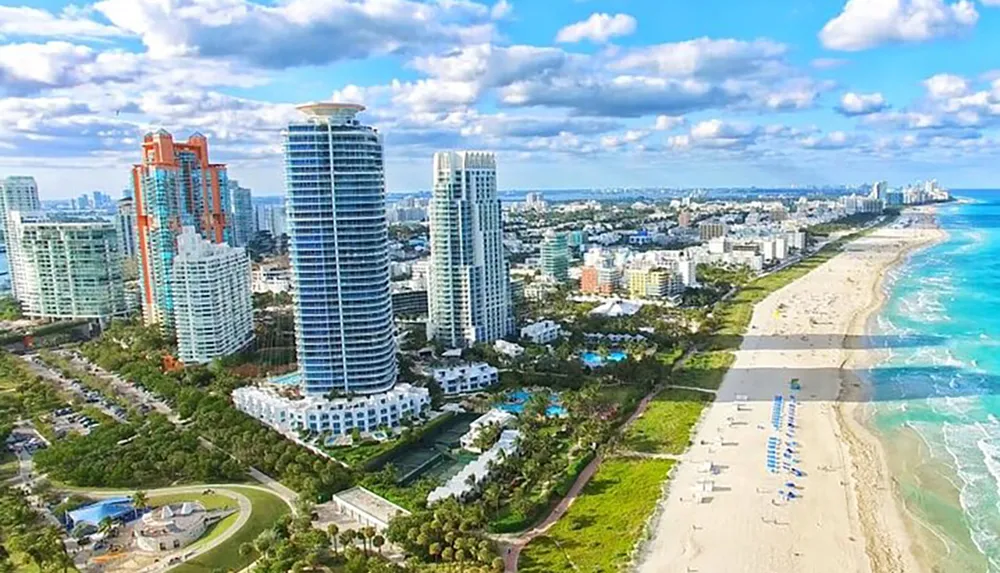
672,350,735,390
148,492,238,511
623,389,712,455
520,458,674,573
170,487,291,573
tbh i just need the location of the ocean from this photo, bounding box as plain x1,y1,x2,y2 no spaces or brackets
867,191,1000,572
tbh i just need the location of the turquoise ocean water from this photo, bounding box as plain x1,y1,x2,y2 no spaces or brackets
868,191,1000,571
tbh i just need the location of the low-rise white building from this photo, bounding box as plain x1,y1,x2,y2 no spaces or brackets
232,381,431,435
330,486,410,532
494,339,525,359
432,362,499,395
459,409,517,452
251,265,291,294
520,320,561,344
428,429,520,504
134,502,230,553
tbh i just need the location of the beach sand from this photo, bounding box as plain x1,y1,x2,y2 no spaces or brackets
635,214,945,573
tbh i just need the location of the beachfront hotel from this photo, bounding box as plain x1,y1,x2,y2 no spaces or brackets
171,226,254,364
6,212,129,322
233,102,428,436
131,131,231,335
427,151,514,348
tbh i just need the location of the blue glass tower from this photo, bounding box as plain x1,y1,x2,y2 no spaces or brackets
283,103,398,396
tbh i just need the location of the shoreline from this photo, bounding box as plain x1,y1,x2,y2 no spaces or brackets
836,206,948,573
634,212,945,573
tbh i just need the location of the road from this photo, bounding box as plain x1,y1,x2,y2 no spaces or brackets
21,354,127,422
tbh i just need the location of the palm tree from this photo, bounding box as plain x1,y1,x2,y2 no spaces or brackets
372,534,385,554
131,490,149,514
98,516,115,537
326,524,340,554
339,529,355,552
361,526,376,556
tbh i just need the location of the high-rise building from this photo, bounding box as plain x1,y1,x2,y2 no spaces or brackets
228,180,254,247
131,130,230,334
7,212,128,321
678,210,692,228
540,230,569,283
870,181,888,201
1,176,42,296
428,151,513,348
116,198,138,259
283,103,398,395
172,227,253,364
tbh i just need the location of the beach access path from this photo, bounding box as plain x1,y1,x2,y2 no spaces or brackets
635,218,942,573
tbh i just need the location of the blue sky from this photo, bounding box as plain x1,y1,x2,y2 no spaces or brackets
1,0,999,198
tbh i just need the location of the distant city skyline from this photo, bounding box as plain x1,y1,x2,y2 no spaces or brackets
2,1,1000,199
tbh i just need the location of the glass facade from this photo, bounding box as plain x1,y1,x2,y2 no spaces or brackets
283,104,397,396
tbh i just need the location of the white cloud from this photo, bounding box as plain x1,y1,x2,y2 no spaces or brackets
555,12,636,44
819,0,978,51
799,130,865,150
0,5,123,39
600,129,649,148
810,57,849,69
654,115,685,130
924,73,969,98
490,0,513,20
613,38,786,78
836,91,889,115
687,119,759,148
92,0,497,67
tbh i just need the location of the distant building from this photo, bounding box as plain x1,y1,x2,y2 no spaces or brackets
678,211,692,228
567,230,587,248
391,288,428,317
116,198,138,259
172,227,253,364
540,230,569,282
580,265,619,294
432,362,499,395
0,176,41,292
699,221,727,241
494,339,524,359
228,180,254,247
251,265,291,294
428,151,513,347
131,131,231,335
428,429,520,503
520,320,561,344
7,212,129,322
626,268,682,299
330,487,410,532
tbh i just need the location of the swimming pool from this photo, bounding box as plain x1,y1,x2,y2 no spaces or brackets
580,349,628,367
495,390,566,417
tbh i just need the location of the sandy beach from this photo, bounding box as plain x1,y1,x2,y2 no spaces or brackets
635,212,946,573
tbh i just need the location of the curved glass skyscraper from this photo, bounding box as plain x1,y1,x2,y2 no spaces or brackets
283,103,397,396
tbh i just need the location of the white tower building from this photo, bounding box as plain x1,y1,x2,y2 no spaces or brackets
1,176,41,297
428,151,513,348
172,226,254,364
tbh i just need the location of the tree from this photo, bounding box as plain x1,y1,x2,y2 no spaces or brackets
339,529,356,552
131,490,149,513
98,516,115,537
372,534,385,554
326,523,340,554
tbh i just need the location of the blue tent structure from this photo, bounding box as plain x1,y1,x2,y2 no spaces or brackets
66,497,136,528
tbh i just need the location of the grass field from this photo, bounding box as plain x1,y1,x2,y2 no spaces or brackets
0,451,18,480
672,350,735,390
148,492,239,511
170,487,290,573
623,388,712,455
519,458,675,573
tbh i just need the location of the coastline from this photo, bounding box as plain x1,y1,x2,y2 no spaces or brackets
836,205,949,573
635,212,945,573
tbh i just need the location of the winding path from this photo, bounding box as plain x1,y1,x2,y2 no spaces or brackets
502,348,697,572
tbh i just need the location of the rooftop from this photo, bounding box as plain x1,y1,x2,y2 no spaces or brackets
333,486,410,524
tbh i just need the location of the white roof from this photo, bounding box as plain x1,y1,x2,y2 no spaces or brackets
428,430,520,504
589,299,642,317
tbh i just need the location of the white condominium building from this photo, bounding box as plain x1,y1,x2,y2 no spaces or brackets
1,176,42,297
432,362,499,395
7,212,128,321
232,382,430,435
172,226,253,364
428,151,513,348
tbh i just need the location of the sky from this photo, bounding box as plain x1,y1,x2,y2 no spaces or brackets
1,0,999,199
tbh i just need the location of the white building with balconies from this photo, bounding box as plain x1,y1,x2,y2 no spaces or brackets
432,362,499,395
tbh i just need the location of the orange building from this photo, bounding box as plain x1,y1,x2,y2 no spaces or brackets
131,130,230,332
